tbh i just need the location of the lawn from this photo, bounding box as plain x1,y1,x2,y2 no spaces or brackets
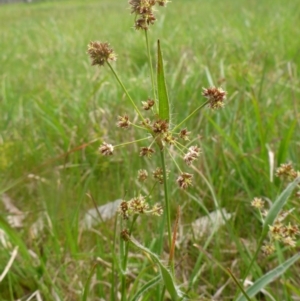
0,0,300,300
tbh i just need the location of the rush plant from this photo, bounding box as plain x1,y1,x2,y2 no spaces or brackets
86,1,226,300
86,1,299,300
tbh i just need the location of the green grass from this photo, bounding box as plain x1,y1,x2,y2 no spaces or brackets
0,0,300,300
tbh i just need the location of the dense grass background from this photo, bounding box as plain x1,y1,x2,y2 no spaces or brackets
1,0,300,300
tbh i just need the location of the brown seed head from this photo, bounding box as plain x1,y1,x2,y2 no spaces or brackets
142,99,155,110
202,87,227,109
121,229,130,241
138,169,148,182
275,163,298,180
152,119,169,133
135,13,156,30
183,145,201,166
129,0,156,15
140,147,155,158
99,142,114,156
117,115,130,129
176,173,193,189
163,132,176,145
152,167,169,184
129,195,149,214
119,201,129,219
87,42,117,67
179,128,191,141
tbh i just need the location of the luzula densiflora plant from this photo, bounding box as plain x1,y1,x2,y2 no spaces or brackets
87,0,226,299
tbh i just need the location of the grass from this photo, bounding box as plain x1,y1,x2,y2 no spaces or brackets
0,0,300,300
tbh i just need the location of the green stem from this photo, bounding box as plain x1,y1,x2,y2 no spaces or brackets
120,216,138,301
106,61,146,123
144,30,157,105
172,100,210,132
120,245,128,301
114,136,151,148
159,150,173,270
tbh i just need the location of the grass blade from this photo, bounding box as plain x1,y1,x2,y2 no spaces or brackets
130,275,161,301
236,252,300,301
262,177,300,239
82,263,97,301
243,177,300,280
157,40,170,122
128,235,183,301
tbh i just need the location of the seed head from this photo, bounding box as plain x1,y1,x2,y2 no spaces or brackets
140,147,155,158
119,201,129,219
121,229,130,241
282,236,296,247
87,42,117,67
151,203,163,216
99,142,114,156
262,243,275,256
152,167,169,184
163,132,176,145
152,119,169,133
202,87,227,109
135,14,156,30
129,0,156,15
138,169,148,182
129,195,149,214
251,197,264,209
117,115,130,129
275,163,298,180
177,173,193,189
183,146,201,166
142,99,155,110
179,128,191,141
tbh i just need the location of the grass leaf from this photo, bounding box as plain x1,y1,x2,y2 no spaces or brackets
157,40,170,122
128,236,184,301
130,275,161,301
262,177,300,239
236,252,300,301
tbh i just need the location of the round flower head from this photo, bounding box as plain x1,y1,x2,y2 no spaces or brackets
202,87,227,109
99,142,114,156
177,173,193,189
87,42,117,67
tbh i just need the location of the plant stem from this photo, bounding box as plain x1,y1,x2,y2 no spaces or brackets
120,216,138,301
107,61,146,123
160,150,173,266
144,30,157,106
172,100,210,132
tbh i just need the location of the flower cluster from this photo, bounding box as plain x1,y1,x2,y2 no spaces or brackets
99,142,114,156
87,42,116,67
118,195,163,219
276,162,300,198
184,146,201,166
251,198,300,255
202,87,227,109
275,162,299,181
129,0,169,30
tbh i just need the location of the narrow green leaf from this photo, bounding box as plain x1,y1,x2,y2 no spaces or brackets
130,275,161,301
128,236,183,301
262,177,300,239
236,252,300,301
157,40,170,122
244,177,300,279
0,216,31,262
82,263,97,301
